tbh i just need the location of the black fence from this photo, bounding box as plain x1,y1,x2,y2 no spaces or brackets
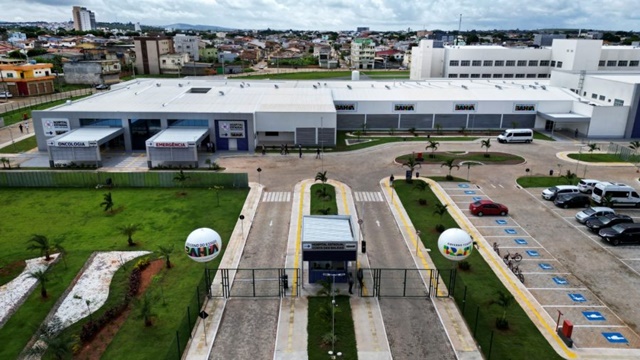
359,268,455,298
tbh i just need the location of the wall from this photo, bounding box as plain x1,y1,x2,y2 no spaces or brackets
551,40,601,72
62,62,103,85
585,104,629,138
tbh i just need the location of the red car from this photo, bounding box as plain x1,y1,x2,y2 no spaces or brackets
469,200,509,216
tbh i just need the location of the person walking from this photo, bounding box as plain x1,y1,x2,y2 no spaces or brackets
348,273,354,294
315,148,321,159
390,174,395,186
356,268,364,288
284,144,289,155
298,144,302,158
24,123,29,134
261,144,266,156
19,124,23,133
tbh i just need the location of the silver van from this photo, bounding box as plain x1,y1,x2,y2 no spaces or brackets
542,185,580,201
578,179,600,194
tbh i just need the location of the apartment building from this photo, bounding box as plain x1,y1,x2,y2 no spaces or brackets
173,34,200,62
0,63,55,96
133,36,174,75
350,38,375,69
72,6,96,31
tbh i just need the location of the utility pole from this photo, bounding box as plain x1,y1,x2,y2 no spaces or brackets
456,14,462,45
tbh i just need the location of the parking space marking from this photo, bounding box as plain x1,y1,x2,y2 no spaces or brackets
574,325,627,328
543,305,607,308
525,272,571,275
529,287,589,291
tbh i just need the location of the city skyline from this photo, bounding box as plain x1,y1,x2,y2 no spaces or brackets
0,0,638,32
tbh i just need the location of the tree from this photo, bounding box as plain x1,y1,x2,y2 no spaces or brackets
433,204,449,232
560,170,578,185
212,185,224,206
412,180,429,205
402,156,421,182
158,245,174,269
630,141,640,164
315,170,329,197
426,140,440,158
491,290,514,329
587,143,600,159
27,317,75,360
28,269,49,298
481,138,491,157
100,192,114,212
119,224,140,246
0,157,11,169
136,293,157,327
441,159,460,180
53,237,67,269
27,234,52,261
435,123,443,135
173,170,190,194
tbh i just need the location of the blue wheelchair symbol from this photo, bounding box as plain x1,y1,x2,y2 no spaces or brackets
458,184,470,188
553,277,568,285
539,263,553,270
583,311,605,321
495,219,508,225
464,190,476,194
504,229,517,234
569,293,586,302
526,250,540,257
472,196,482,201
514,238,528,245
602,332,628,343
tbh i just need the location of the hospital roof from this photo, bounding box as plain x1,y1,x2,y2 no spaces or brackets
589,73,640,85
147,128,209,144
302,216,355,243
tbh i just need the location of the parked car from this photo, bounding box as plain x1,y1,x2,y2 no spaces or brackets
599,223,640,246
95,84,110,90
0,91,12,98
542,185,580,201
585,214,633,233
575,207,615,224
554,193,591,208
578,179,600,194
469,200,509,216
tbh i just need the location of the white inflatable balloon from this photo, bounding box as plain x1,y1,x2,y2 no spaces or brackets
437,228,473,261
185,228,222,263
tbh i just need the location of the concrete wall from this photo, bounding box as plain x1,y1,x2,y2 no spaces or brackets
63,63,103,85
584,104,629,138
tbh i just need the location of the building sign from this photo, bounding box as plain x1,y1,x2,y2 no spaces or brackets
43,118,70,137
55,141,89,147
152,142,189,148
513,103,537,112
302,242,357,251
454,103,477,112
335,103,357,112
393,103,416,112
218,121,245,138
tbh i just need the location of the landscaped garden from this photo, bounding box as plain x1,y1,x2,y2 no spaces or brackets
0,186,248,359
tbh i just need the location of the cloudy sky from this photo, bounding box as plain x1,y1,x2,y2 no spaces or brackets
2,0,638,31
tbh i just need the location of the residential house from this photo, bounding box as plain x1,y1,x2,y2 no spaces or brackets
350,38,375,69
0,63,55,96
133,36,174,75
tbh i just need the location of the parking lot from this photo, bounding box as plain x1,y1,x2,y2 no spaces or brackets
445,183,640,349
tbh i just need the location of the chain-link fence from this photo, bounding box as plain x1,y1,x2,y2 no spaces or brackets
606,142,640,163
0,89,93,126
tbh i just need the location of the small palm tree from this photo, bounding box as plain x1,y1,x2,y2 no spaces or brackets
212,185,224,206
28,269,49,298
433,204,449,232
630,141,640,164
173,170,190,194
100,192,114,212
354,130,362,141
492,290,515,330
0,157,10,169
53,237,67,269
435,123,443,135
315,170,329,197
136,293,157,327
403,156,421,182
426,140,440,158
205,158,212,169
119,224,140,246
27,234,52,261
441,159,460,180
560,170,578,185
158,245,174,269
587,143,600,159
481,138,491,158
412,181,429,205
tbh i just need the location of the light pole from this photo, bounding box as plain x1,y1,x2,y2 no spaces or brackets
257,167,262,184
416,229,421,255
322,272,345,355
239,214,245,239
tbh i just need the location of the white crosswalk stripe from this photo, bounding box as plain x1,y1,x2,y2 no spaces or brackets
262,191,291,202
354,191,384,202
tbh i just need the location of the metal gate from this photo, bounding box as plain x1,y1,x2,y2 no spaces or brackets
358,268,456,298
218,268,300,298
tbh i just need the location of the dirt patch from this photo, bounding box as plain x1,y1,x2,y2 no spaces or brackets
0,259,26,286
74,259,165,360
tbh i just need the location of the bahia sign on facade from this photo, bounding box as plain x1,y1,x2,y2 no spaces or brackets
185,228,223,263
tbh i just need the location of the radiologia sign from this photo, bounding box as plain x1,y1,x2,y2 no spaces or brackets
185,228,223,263
218,121,245,138
453,103,477,112
393,103,416,112
513,103,537,112
43,118,70,137
437,228,474,261
335,103,357,112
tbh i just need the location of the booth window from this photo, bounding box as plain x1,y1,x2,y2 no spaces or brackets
265,132,279,137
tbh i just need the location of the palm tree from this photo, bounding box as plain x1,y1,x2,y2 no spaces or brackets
587,143,600,159
315,170,328,197
119,224,140,246
213,185,224,206
100,192,114,212
435,123,443,135
28,269,49,298
560,170,578,185
158,245,174,269
630,141,640,164
53,237,67,269
441,159,460,180
492,290,515,329
136,293,157,327
481,138,491,158
0,157,10,169
425,140,440,158
433,204,449,232
27,234,52,261
412,181,429,205
173,170,190,194
403,156,421,181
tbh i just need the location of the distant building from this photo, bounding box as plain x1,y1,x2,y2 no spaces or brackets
160,53,190,75
133,36,174,75
356,27,370,33
533,34,566,47
173,34,200,61
72,6,96,31
63,60,121,85
7,32,27,44
134,22,141,32
351,38,375,69
0,63,55,97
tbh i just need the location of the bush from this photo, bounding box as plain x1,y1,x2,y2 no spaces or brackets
435,224,445,232
458,260,471,271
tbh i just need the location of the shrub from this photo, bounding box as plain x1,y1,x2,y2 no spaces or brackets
458,260,471,271
435,224,445,232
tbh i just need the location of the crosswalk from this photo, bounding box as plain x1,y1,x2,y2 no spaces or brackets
262,192,291,202
354,191,384,202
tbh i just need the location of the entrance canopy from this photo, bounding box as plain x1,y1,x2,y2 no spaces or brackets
46,127,124,167
302,215,357,262
537,112,591,123
145,127,209,168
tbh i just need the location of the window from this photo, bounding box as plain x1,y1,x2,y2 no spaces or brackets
483,60,493,66
592,93,598,99
528,60,538,66
492,74,503,78
614,99,624,106
630,60,639,67
461,60,470,66
599,95,605,101
472,60,481,66
494,60,504,66
459,74,469,78
448,73,458,78
504,74,514,78
526,74,536,78
599,60,605,66
482,74,491,78
265,132,280,136
506,60,516,66
607,60,616,66
540,60,550,66
6,73,13,78
515,74,525,78
470,73,480,78
517,60,527,66
618,60,628,67
449,60,459,66
538,74,548,78
583,91,587,96
550,60,556,67
556,61,563,68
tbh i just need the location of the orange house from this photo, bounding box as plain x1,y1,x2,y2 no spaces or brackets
0,63,56,97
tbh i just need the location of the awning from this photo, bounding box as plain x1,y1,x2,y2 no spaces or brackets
47,127,124,147
146,127,209,148
537,112,591,123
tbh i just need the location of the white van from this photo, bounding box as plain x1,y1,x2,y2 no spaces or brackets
497,129,533,143
578,179,600,194
591,182,640,207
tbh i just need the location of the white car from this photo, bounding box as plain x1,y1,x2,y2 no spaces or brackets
576,207,615,224
0,91,12,98
578,179,600,194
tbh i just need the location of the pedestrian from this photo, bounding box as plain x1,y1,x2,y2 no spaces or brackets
284,144,289,155
574,128,579,138
261,144,266,156
206,142,212,152
24,123,29,134
316,148,321,159
390,174,395,185
280,144,285,155
298,144,302,158
356,268,364,288
348,273,354,294
19,124,23,133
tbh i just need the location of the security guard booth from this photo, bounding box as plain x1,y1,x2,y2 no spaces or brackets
301,215,357,283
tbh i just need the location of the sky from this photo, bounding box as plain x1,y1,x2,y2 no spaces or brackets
1,0,638,31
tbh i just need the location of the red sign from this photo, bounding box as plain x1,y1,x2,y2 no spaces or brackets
154,142,188,148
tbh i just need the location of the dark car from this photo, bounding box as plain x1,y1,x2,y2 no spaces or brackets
586,214,633,233
599,223,640,246
95,84,110,90
469,200,508,216
554,193,591,208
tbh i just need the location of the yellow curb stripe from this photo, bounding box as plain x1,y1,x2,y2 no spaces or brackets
292,183,306,296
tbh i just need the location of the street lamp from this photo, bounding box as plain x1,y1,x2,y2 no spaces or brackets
239,214,245,239
416,229,421,255
322,272,345,355
257,167,262,184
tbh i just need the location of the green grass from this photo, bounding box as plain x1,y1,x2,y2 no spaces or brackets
0,94,92,126
0,136,37,153
517,176,579,188
336,131,476,152
533,131,554,141
308,296,357,360
394,181,562,360
310,184,337,215
57,84,93,92
0,187,247,359
0,259,25,287
234,71,353,80
396,152,524,164
567,153,634,163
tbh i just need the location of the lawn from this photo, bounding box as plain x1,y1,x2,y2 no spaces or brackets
517,176,580,188
0,136,37,154
308,296,357,360
533,131,554,141
336,131,476,151
567,153,634,163
396,152,525,165
0,187,248,359
310,184,337,215
393,181,561,360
